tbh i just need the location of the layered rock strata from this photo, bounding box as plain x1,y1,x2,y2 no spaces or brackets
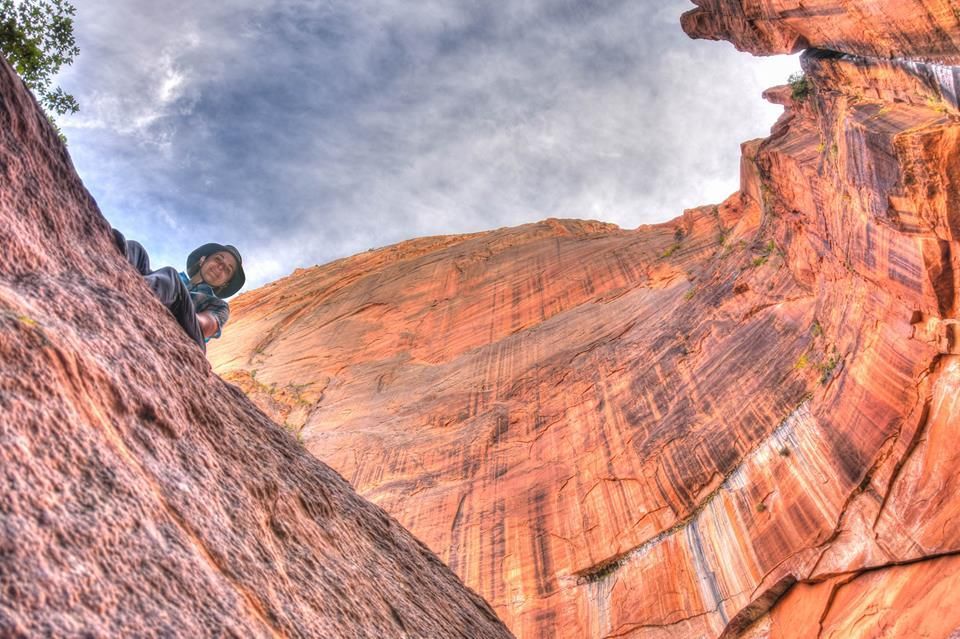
0,57,512,638
211,4,960,639
681,0,960,63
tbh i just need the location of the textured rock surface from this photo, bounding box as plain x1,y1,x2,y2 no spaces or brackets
741,553,960,638
211,7,960,639
0,58,513,638
681,0,960,63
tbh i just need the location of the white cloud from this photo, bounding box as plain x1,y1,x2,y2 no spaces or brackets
156,53,186,105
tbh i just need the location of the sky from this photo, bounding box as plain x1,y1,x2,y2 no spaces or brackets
57,0,799,291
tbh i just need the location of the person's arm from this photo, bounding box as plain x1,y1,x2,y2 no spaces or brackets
197,311,220,339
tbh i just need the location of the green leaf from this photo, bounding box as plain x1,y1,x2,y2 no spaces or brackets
0,0,80,116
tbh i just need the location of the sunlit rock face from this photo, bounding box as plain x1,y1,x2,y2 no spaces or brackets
681,0,960,63
0,59,512,639
211,6,960,639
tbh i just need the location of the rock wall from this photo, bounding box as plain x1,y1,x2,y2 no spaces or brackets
210,3,960,638
681,0,960,63
0,56,512,638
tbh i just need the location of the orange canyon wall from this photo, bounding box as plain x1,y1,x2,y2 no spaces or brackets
211,2,960,637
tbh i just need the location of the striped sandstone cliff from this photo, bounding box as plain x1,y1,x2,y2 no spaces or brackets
210,2,960,637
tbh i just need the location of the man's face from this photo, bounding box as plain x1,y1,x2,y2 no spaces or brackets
199,251,238,289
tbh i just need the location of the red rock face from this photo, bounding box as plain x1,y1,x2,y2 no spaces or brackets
681,0,960,62
0,59,512,638
210,9,960,639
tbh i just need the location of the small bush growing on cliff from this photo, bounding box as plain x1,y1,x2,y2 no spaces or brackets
811,320,823,338
788,72,811,101
750,240,777,267
581,555,628,583
818,350,841,384
0,0,79,117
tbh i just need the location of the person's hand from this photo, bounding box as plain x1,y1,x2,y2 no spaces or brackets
197,311,219,338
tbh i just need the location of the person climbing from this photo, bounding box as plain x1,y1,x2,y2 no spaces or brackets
112,229,245,352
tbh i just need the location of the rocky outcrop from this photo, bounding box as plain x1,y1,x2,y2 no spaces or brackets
0,57,512,638
211,5,960,639
681,0,960,63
